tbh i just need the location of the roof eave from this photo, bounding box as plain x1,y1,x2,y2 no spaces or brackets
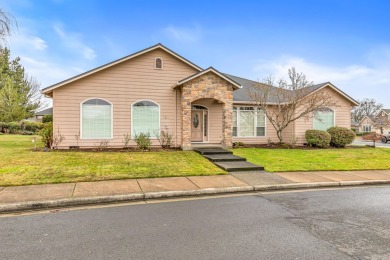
174,67,242,90
302,83,359,106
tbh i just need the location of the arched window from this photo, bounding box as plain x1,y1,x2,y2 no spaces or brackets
155,57,163,69
132,100,160,137
313,108,334,131
81,98,112,139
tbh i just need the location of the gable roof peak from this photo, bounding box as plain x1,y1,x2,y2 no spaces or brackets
41,43,202,95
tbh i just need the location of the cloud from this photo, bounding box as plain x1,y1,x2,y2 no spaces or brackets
162,24,202,42
252,49,390,104
11,32,48,51
20,56,81,88
53,23,96,60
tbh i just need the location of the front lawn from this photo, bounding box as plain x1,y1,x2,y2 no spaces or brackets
233,148,390,172
0,135,225,186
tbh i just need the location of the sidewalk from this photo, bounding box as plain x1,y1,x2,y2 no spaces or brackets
2,170,390,212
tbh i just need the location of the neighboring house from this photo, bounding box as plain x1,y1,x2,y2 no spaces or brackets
41,44,358,149
357,109,390,134
351,119,359,132
33,107,53,122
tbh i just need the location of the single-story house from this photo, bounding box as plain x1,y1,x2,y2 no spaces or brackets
41,44,358,149
32,107,53,122
357,109,390,134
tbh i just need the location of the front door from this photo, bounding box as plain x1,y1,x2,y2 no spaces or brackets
191,110,203,142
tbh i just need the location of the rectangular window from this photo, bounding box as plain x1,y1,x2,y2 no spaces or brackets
232,106,266,137
363,125,371,132
232,107,237,137
256,110,266,136
239,107,255,137
313,110,334,131
132,103,159,137
82,103,112,139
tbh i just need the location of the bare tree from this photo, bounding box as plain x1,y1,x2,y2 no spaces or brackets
248,67,338,143
352,98,383,123
0,9,16,44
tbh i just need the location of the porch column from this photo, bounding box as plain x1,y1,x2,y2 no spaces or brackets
181,92,192,150
222,101,233,148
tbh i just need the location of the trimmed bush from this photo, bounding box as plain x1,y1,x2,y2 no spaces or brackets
21,121,43,133
42,114,53,123
305,130,331,148
7,122,21,134
327,126,356,147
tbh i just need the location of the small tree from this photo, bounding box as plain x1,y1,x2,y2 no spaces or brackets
249,67,338,143
362,132,382,148
373,117,390,135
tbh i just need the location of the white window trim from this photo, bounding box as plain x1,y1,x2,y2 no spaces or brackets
312,108,336,130
155,57,163,69
80,97,114,140
233,106,267,138
191,104,209,143
131,99,160,139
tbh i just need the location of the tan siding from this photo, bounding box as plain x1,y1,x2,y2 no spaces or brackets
53,49,198,148
294,87,353,143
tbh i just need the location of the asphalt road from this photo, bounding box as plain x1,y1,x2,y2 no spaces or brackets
1,187,390,259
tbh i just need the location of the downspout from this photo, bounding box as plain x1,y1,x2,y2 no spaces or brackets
175,88,177,147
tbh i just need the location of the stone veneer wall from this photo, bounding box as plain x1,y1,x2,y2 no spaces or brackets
180,72,234,149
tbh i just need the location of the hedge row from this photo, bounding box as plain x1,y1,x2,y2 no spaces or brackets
0,121,44,134
305,127,355,148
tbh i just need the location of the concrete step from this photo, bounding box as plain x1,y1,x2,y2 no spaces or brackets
203,154,246,162
193,148,232,155
214,161,265,172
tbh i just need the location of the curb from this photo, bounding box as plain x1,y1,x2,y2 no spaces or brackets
1,181,390,213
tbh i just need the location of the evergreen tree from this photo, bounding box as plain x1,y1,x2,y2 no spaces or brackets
0,48,43,122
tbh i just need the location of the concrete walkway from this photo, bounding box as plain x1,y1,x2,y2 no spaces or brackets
2,170,390,212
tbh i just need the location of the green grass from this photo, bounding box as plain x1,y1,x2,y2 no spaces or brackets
0,135,225,186
233,148,390,172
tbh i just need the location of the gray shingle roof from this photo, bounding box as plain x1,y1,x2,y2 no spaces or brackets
225,74,291,103
382,109,390,114
34,107,52,116
225,74,331,103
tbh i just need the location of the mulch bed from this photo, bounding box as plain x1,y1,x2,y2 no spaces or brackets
233,143,373,150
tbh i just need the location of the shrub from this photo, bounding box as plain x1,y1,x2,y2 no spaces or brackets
233,142,245,147
134,132,152,150
8,122,21,134
305,130,331,148
21,121,43,133
155,127,173,148
0,122,7,133
42,114,53,123
327,126,356,147
39,122,53,148
22,131,34,135
356,131,373,136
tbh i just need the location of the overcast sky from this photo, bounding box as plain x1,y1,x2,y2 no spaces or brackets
3,0,390,105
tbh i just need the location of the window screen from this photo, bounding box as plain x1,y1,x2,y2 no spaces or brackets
82,99,112,139
132,101,159,137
